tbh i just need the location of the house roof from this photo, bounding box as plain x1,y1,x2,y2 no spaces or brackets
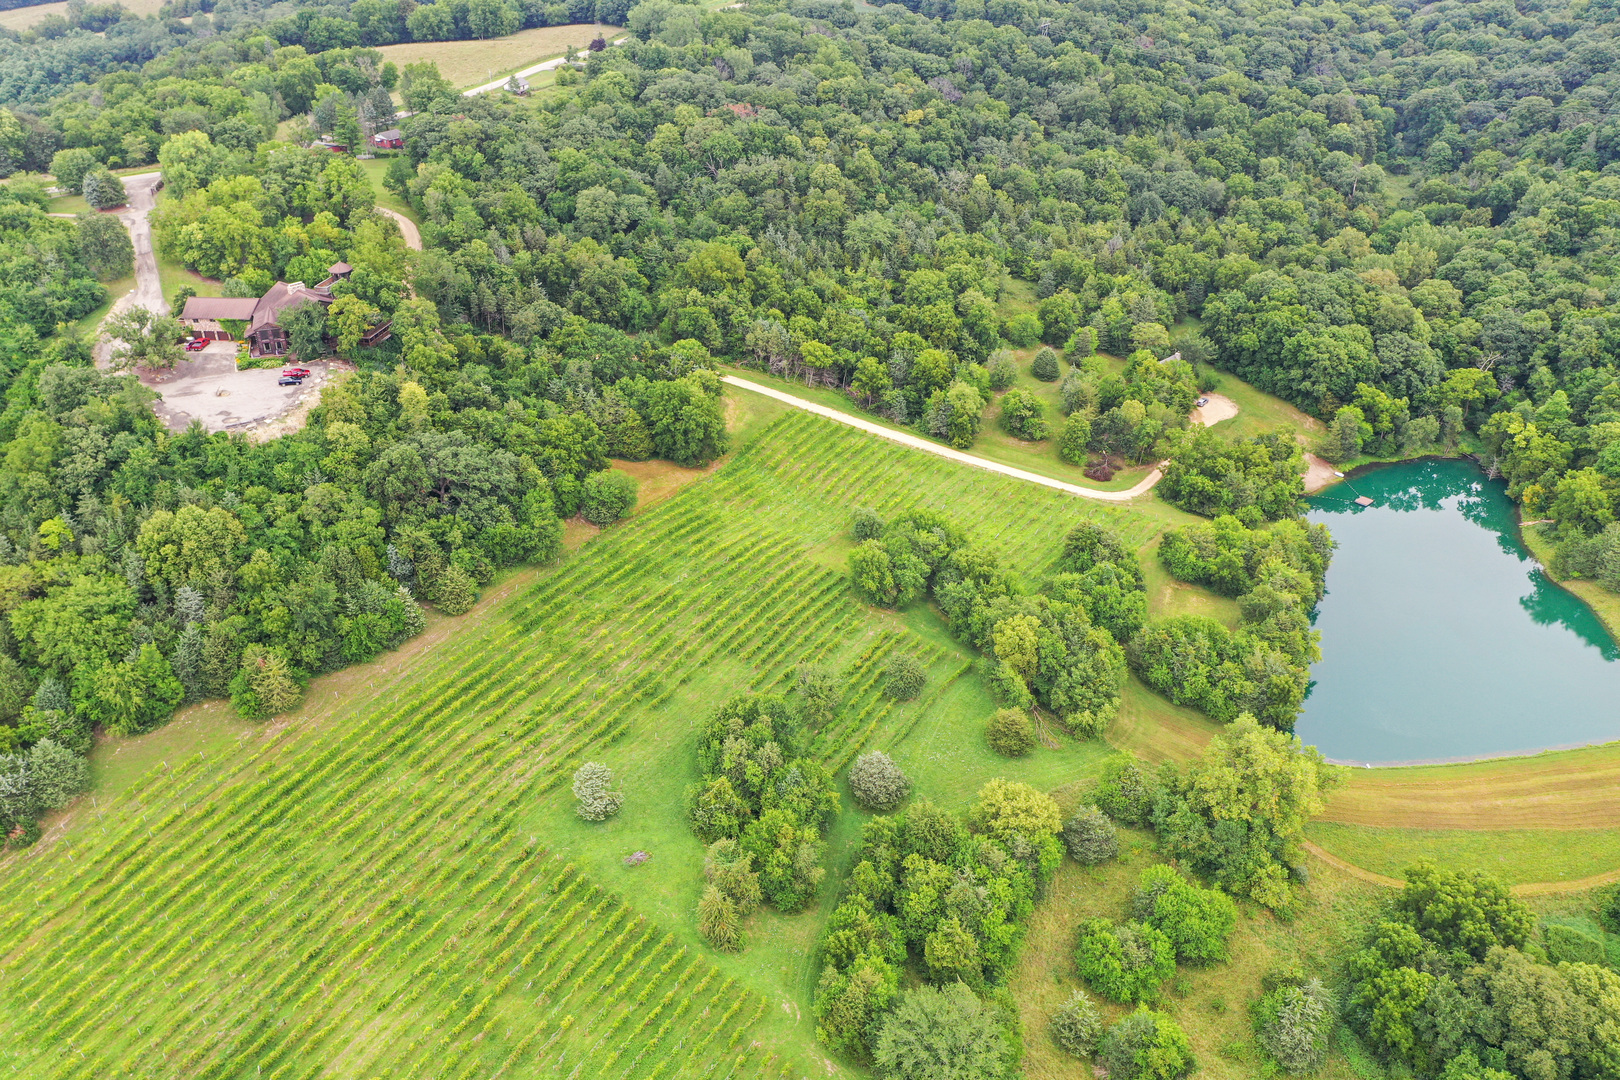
181,296,258,321
247,281,334,335
374,128,403,140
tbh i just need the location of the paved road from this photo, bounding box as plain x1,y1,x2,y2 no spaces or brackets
721,375,1166,502
376,207,422,251
95,171,165,367
461,37,625,96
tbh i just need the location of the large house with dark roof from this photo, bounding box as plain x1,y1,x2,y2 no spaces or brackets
179,263,390,358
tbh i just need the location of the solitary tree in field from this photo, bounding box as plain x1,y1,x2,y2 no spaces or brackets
572,762,623,821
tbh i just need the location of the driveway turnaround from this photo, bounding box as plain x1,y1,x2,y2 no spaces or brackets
142,343,337,433
721,375,1165,502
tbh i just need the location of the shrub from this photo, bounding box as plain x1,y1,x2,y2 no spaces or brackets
1392,862,1534,958
883,654,925,700
432,563,479,615
999,387,1048,440
81,167,127,209
571,761,623,821
1004,312,1042,347
581,469,637,525
815,953,898,1062
1074,918,1176,1003
1050,988,1103,1058
968,778,1063,842
1064,327,1099,363
1062,805,1118,865
697,884,741,951
986,707,1035,756
705,838,762,915
229,645,302,720
1543,921,1607,966
849,750,910,811
28,739,88,811
852,507,885,541
873,981,1007,1080
1254,979,1333,1073
1059,413,1091,465
1032,345,1061,381
1100,1006,1197,1080
1603,887,1620,932
987,350,1018,390
1131,864,1237,964
1094,755,1158,825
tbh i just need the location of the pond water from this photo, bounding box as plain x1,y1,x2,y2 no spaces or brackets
1298,458,1620,765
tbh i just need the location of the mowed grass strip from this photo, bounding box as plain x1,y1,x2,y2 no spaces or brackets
1319,739,1620,830
1305,822,1620,889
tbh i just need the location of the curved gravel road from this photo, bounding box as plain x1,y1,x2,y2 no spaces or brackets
722,375,1166,502
375,207,422,251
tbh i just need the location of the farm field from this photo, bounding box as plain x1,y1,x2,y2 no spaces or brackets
372,23,621,90
0,0,163,31
719,364,1162,494
3,369,1617,1077
0,397,1177,1078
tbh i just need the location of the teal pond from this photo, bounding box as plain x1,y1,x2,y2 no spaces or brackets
1299,458,1620,765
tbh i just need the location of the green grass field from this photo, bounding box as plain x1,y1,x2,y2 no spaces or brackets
6,373,1618,1078
372,23,621,89
720,365,1166,494
0,399,1178,1078
1305,822,1620,888
356,157,421,224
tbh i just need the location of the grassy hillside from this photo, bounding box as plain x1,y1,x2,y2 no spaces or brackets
5,377,1616,1078
0,399,1179,1078
372,23,620,90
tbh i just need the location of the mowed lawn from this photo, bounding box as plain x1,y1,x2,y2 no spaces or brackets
374,23,621,89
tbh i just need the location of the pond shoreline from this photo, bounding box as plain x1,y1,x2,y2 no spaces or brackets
1321,732,1620,770
1302,457,1620,766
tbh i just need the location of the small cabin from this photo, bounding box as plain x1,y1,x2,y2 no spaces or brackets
372,129,404,150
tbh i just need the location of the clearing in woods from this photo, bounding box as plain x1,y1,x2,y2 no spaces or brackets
372,23,621,89
0,0,163,31
4,380,1619,1077
0,395,1183,1078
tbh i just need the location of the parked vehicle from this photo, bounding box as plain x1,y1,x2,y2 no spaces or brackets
1196,397,1209,407
184,338,209,352
277,375,304,386
282,366,311,378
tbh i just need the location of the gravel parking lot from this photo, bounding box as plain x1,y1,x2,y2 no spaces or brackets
141,342,336,434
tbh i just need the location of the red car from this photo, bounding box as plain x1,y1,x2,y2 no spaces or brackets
282,366,311,378
184,338,209,351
